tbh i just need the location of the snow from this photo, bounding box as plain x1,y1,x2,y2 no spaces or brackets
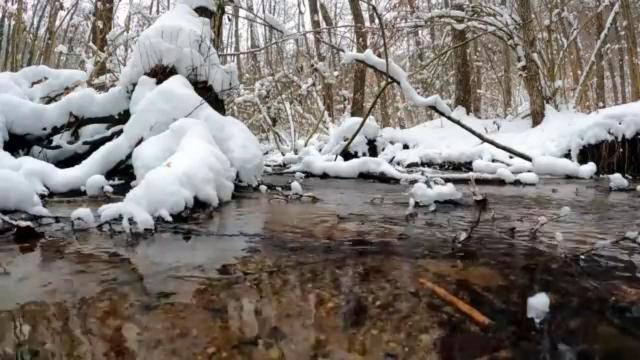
341,50,451,115
624,231,639,241
516,172,539,185
0,169,49,216
99,118,236,231
258,184,268,193
119,3,238,94
264,13,290,35
70,207,96,227
527,292,550,326
83,175,113,196
559,206,571,217
321,117,380,157
294,172,305,180
496,168,516,184
290,181,303,195
408,182,462,206
608,173,629,190
178,0,215,11
533,156,596,179
289,155,422,181
472,160,507,174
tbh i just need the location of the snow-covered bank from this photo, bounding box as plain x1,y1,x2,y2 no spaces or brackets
269,102,640,183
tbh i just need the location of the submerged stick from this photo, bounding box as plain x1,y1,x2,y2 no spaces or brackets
417,277,493,328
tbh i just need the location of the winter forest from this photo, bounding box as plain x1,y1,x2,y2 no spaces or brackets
1,0,640,358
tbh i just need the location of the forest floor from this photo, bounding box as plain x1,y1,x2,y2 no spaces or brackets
1,175,640,359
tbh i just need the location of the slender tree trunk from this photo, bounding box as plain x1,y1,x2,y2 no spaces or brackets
26,0,48,66
471,40,482,116
91,0,114,78
516,0,545,126
233,5,241,81
501,0,512,117
595,0,606,109
607,31,619,104
42,1,61,67
614,21,627,103
3,12,12,71
452,3,472,113
348,0,367,117
308,0,334,118
621,0,640,100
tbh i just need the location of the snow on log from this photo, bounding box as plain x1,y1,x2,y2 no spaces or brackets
99,118,236,231
119,1,238,95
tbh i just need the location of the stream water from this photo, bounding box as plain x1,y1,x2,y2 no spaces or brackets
1,175,640,359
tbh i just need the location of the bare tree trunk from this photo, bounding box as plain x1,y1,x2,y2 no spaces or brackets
26,0,47,66
621,0,640,101
308,0,334,118
614,21,627,103
233,5,241,81
91,0,114,78
348,0,367,117
246,0,261,79
471,40,482,116
500,0,512,117
452,2,472,113
211,2,225,51
516,0,545,126
2,11,12,71
10,0,24,71
607,30,619,104
42,1,61,67
595,0,606,109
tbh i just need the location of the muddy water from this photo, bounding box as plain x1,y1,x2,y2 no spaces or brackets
1,176,640,359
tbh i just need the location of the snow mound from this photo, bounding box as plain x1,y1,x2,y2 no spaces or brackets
0,169,49,216
99,118,236,231
321,117,380,157
608,173,629,190
120,3,237,94
71,207,96,227
516,172,539,185
496,168,516,184
527,292,550,326
290,181,303,195
83,175,113,196
409,182,462,205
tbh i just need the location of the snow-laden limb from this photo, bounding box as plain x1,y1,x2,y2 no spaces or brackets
119,3,238,94
288,155,423,181
0,169,50,216
0,76,128,139
341,50,452,116
99,118,236,231
1,75,262,195
409,182,462,206
321,117,381,156
0,65,86,102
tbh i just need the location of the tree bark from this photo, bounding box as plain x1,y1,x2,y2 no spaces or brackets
516,0,545,126
42,1,62,67
452,2,472,113
595,0,606,109
614,21,627,104
621,0,640,101
308,0,334,118
91,0,114,78
348,0,367,117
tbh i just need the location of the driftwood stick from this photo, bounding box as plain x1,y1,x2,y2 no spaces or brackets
417,277,493,328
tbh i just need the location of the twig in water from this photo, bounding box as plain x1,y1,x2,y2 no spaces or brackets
417,277,493,328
